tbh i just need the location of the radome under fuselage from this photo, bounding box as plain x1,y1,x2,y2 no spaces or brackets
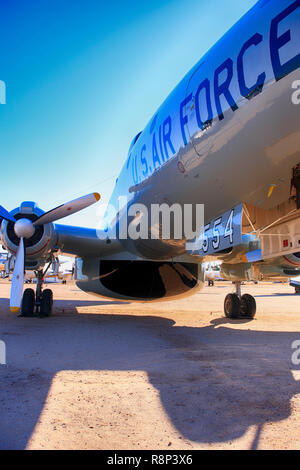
103,0,300,260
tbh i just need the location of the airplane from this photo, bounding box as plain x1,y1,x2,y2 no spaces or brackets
290,275,300,293
204,263,223,286
1,0,300,320
23,257,75,284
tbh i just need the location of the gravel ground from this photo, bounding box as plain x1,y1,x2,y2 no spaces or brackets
0,280,299,450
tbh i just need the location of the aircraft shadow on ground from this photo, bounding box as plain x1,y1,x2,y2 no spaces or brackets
0,297,299,449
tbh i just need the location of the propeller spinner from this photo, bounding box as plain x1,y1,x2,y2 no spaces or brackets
14,218,36,239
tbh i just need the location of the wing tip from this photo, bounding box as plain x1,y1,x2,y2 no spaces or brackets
10,307,20,313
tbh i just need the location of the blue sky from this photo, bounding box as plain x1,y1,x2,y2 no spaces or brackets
0,0,256,227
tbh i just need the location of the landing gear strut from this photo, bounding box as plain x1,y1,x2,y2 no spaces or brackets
21,264,53,317
224,282,256,319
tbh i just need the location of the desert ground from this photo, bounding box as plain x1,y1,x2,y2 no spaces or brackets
0,279,299,450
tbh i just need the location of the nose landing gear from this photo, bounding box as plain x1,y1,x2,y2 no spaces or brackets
21,266,53,317
224,282,256,319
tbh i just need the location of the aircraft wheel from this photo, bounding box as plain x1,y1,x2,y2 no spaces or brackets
240,294,256,319
224,293,240,319
40,289,53,317
21,288,35,317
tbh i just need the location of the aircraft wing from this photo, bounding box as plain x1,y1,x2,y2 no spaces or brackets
54,224,123,258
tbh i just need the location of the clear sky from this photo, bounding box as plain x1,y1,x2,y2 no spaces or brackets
0,0,257,227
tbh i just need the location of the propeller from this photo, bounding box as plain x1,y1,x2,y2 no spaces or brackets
0,205,17,223
10,238,25,313
3,192,101,313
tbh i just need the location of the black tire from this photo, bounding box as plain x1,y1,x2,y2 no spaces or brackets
240,294,256,319
21,288,35,317
224,293,241,319
40,289,53,317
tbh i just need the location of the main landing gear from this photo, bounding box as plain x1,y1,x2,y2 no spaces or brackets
21,268,53,317
224,282,256,319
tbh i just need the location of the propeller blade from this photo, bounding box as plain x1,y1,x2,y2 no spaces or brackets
10,238,25,313
33,193,101,226
0,205,16,223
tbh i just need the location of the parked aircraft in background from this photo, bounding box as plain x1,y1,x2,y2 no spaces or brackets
1,0,300,319
23,257,75,284
290,275,300,294
0,252,10,279
204,263,223,286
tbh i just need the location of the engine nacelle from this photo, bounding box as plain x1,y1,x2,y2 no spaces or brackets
0,201,57,270
76,258,204,302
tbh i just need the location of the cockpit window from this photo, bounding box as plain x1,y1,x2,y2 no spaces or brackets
128,131,142,153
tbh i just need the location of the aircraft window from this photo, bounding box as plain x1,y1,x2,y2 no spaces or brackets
133,132,142,145
202,120,213,132
129,132,142,153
